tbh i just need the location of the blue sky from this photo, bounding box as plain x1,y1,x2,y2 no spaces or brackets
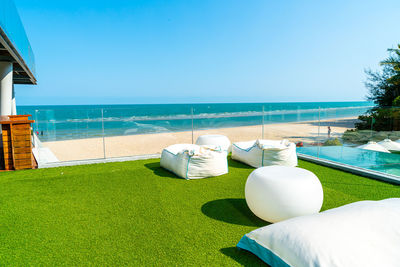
14,0,400,105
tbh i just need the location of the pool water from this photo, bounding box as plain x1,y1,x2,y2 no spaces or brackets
297,146,400,177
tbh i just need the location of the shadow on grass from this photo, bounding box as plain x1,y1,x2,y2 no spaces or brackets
201,198,266,227
228,158,254,170
220,247,267,266
144,162,181,179
144,158,252,179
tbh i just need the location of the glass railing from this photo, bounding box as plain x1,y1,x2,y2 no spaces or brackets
16,103,374,161
0,0,35,76
32,108,105,161
102,107,193,158
15,103,400,180
192,105,263,145
297,106,400,178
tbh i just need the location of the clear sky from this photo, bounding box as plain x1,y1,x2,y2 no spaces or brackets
14,0,400,105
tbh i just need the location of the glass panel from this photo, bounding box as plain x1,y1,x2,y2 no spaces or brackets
260,105,320,147
298,106,400,178
27,108,105,163
102,106,192,158
192,103,263,145
340,107,400,146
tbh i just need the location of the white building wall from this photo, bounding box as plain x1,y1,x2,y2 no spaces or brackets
0,62,13,116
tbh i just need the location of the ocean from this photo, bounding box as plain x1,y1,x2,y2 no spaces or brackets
18,102,373,142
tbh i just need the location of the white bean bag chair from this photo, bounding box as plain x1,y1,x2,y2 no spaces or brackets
357,141,390,153
238,198,400,267
232,139,297,168
378,139,400,152
160,144,228,179
245,166,323,223
196,135,231,152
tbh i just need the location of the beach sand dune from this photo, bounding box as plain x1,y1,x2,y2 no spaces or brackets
43,117,358,162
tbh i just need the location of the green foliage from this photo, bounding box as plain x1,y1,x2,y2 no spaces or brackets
0,159,398,265
393,96,400,107
323,138,342,146
355,107,400,131
366,44,400,107
381,45,400,86
357,44,400,131
342,129,400,144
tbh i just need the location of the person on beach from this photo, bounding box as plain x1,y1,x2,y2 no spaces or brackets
328,126,331,138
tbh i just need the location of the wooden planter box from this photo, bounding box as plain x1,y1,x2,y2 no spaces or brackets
1,115,35,170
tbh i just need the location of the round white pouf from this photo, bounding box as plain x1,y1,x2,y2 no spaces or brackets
196,135,231,152
245,166,323,223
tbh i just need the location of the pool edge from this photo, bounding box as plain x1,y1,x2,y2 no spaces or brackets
297,153,400,185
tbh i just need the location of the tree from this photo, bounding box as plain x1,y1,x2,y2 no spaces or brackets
393,96,400,107
381,45,400,87
356,44,400,131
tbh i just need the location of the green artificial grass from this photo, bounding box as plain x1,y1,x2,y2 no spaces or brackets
0,159,399,266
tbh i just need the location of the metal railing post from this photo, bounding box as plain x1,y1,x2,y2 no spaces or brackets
191,107,194,144
101,108,106,159
262,106,265,139
33,109,39,146
318,107,321,144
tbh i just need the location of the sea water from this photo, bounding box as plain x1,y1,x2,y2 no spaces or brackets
18,101,373,141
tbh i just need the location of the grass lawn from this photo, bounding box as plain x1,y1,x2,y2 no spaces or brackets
0,158,399,266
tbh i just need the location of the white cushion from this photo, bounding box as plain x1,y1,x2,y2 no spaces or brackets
378,139,400,152
245,166,323,223
232,139,298,168
357,141,390,153
238,198,400,267
160,144,228,179
195,135,231,152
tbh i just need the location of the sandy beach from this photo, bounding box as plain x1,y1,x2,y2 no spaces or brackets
42,117,358,161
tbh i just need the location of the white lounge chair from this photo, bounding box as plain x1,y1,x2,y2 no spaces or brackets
160,144,228,179
357,141,390,153
378,139,400,152
237,198,400,267
232,139,297,168
196,134,231,152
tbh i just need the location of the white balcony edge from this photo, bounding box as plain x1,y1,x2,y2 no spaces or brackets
39,154,161,169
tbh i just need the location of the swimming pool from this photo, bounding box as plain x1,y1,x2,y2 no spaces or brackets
297,146,400,178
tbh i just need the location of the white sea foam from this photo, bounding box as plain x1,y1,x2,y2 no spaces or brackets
39,105,372,124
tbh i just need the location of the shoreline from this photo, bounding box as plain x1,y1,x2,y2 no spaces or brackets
42,117,358,162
